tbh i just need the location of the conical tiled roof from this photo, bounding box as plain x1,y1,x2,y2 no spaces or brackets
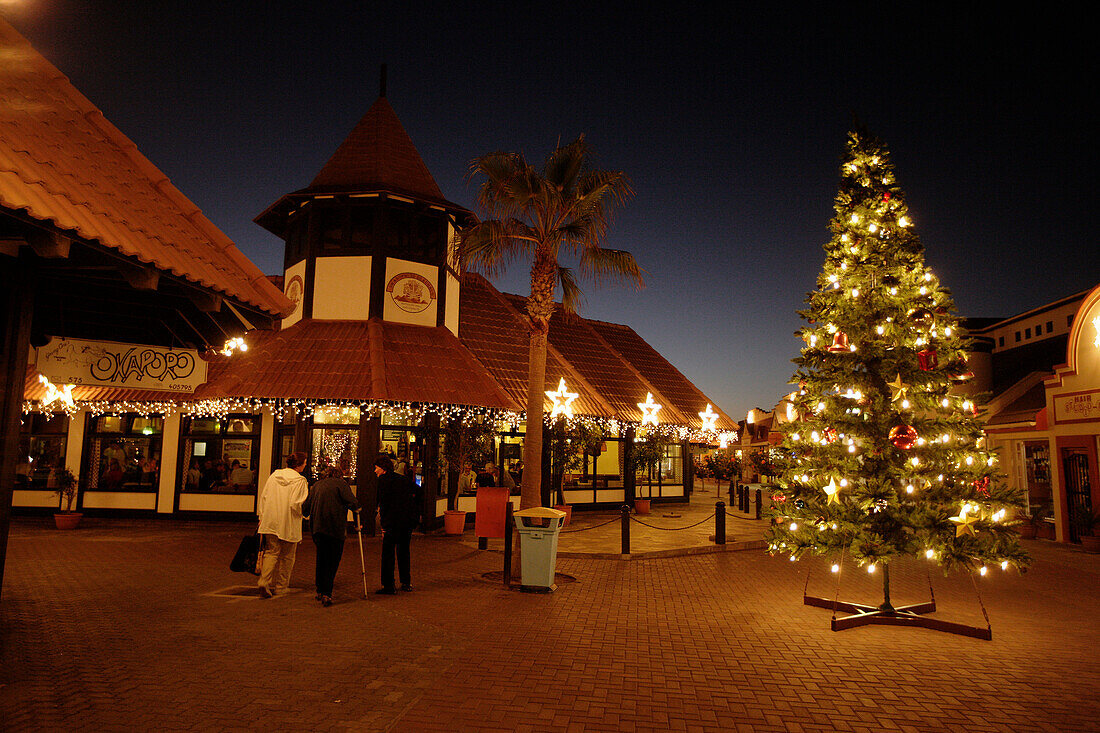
306,96,447,204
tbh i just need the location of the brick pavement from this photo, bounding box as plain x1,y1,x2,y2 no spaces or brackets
1,515,1098,732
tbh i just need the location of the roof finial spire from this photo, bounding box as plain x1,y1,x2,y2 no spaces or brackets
380,64,387,99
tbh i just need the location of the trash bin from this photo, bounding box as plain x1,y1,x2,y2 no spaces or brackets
512,507,566,592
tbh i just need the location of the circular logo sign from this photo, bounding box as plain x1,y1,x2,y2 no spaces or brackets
386,272,436,313
284,274,304,315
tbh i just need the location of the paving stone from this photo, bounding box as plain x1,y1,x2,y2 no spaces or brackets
1,513,1098,731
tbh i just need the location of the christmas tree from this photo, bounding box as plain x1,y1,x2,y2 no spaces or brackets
765,129,1029,633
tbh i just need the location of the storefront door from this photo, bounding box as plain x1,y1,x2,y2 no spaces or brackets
1063,448,1092,543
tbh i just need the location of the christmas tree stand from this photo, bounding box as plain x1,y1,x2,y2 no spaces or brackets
803,565,992,640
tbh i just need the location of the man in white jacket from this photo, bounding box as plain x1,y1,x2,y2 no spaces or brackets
257,451,309,598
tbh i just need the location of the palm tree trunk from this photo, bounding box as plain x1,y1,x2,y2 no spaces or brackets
521,329,547,509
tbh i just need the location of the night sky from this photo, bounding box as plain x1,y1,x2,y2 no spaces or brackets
5,2,1095,421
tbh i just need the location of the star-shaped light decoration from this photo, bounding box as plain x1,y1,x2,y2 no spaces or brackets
545,377,579,419
718,431,736,449
949,505,979,537
638,392,662,426
39,374,75,409
887,374,909,403
822,478,843,505
699,404,718,432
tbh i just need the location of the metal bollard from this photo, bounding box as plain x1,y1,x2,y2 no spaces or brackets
728,483,735,508
738,484,745,512
715,501,726,545
620,504,631,555
754,488,762,520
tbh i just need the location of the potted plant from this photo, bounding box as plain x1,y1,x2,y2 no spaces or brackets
1027,502,1055,540
632,431,665,514
1077,509,1100,553
53,467,81,530
440,418,495,535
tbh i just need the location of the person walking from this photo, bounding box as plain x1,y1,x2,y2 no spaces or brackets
374,455,421,595
257,451,308,598
303,467,360,606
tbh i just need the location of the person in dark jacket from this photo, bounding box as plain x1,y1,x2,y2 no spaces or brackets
374,455,421,594
303,467,360,606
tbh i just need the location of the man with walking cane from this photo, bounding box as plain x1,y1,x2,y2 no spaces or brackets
303,467,360,606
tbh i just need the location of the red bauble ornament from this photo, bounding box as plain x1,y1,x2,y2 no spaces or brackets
883,192,891,201
889,425,918,450
828,332,851,352
918,348,938,371
973,477,991,496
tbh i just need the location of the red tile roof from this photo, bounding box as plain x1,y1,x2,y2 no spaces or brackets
26,274,735,428
0,19,292,317
458,274,613,418
307,96,456,208
586,320,738,430
195,318,518,409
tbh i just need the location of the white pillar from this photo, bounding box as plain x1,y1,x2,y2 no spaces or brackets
157,412,181,514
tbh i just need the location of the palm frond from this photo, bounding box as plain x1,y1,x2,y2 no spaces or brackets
556,265,585,315
578,247,645,289
543,135,590,195
457,219,537,278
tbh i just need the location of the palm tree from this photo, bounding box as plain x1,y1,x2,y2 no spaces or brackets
458,135,642,509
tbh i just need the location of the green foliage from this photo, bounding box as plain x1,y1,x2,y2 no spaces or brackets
457,136,640,509
53,467,78,513
440,419,496,473
547,418,605,504
697,452,740,482
764,129,1030,578
748,449,774,478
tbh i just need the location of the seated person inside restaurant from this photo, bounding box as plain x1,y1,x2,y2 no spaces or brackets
229,460,253,491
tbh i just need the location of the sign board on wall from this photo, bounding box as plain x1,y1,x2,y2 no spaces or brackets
1053,389,1100,423
281,260,307,329
36,337,207,393
383,258,439,327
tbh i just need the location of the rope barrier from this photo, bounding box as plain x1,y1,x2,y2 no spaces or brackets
558,516,621,534
628,514,714,531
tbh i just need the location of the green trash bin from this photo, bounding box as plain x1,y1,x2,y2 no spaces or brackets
513,507,566,592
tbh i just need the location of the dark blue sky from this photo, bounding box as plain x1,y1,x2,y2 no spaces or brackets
6,2,1094,420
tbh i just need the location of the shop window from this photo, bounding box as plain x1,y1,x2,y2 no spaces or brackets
661,443,683,483
15,413,68,491
86,415,164,492
181,415,259,494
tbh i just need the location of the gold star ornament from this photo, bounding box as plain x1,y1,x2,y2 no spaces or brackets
949,507,979,537
887,374,909,403
822,478,843,505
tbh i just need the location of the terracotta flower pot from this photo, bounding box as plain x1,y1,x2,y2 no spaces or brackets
1017,524,1037,539
1081,535,1100,553
634,499,651,515
443,510,466,535
1037,522,1056,540
53,512,82,530
553,504,572,526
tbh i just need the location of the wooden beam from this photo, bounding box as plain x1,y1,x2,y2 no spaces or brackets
26,229,71,259
186,290,222,313
118,262,160,291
